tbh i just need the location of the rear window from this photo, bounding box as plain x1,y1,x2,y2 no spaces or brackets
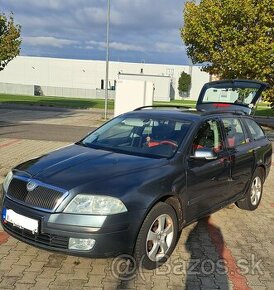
203,87,258,105
244,119,265,140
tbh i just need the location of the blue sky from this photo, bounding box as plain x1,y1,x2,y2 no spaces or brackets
0,0,189,65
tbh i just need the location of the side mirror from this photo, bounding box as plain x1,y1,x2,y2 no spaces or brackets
191,147,217,160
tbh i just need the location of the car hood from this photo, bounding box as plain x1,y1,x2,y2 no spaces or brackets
14,144,167,190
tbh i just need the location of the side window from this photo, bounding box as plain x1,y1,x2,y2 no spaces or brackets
222,118,246,148
244,119,265,141
193,120,223,153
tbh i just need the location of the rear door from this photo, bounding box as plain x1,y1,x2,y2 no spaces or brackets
243,117,273,176
221,117,255,198
196,80,269,115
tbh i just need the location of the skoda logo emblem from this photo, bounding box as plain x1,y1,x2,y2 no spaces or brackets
27,181,38,191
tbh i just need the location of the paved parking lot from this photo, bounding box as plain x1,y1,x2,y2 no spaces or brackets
0,107,273,290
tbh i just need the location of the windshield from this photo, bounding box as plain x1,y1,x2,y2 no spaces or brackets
203,87,259,106
80,115,192,158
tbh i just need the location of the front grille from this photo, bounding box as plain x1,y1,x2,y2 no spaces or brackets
4,221,69,249
7,178,66,211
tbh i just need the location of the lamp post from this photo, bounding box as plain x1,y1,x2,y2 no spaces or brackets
104,0,110,120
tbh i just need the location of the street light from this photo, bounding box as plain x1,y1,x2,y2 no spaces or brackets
104,0,110,120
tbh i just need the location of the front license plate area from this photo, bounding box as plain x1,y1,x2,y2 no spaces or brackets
3,208,39,234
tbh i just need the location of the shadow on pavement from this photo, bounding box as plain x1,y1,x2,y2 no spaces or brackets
185,217,229,290
0,122,94,142
0,107,104,141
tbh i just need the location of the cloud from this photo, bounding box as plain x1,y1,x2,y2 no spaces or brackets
85,40,186,55
1,0,88,11
110,42,145,52
24,36,78,48
86,40,145,52
154,42,185,53
75,7,107,26
0,0,189,64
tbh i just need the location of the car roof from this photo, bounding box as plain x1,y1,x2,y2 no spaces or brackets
124,108,202,122
124,107,249,122
203,79,269,87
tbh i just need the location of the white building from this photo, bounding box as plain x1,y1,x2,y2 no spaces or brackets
0,56,210,101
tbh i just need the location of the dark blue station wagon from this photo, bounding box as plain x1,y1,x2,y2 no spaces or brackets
1,80,272,269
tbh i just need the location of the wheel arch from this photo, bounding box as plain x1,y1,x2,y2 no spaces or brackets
143,194,184,229
131,194,185,255
160,195,184,228
256,164,266,182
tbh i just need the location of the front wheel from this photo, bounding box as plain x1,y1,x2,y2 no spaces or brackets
236,168,264,211
134,202,179,269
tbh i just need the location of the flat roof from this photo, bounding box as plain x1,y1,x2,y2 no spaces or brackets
118,72,171,78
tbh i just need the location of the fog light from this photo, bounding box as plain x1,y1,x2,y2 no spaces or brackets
68,238,95,251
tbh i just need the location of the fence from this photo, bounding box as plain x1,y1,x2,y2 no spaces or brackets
0,82,34,95
0,82,115,100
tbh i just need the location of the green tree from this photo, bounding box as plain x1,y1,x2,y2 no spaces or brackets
178,71,191,97
0,12,21,71
181,0,274,106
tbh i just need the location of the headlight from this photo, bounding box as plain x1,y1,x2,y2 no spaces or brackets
3,171,13,193
64,194,127,215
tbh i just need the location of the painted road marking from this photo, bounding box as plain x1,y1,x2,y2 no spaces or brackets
0,139,21,148
207,217,251,290
0,232,9,244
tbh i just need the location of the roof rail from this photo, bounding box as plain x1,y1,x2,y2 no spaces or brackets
134,105,191,111
200,110,246,116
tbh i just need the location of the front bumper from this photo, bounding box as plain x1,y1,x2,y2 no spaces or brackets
1,197,146,257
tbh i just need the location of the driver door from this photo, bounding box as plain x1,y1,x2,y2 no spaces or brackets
186,118,231,221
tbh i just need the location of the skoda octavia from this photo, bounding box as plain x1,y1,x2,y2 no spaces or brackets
1,80,272,269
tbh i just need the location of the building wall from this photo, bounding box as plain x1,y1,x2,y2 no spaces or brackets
0,56,210,100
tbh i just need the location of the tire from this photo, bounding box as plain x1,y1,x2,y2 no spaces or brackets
236,167,264,211
134,202,179,270
0,188,3,208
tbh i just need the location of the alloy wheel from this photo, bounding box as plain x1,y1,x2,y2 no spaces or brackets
146,214,174,262
250,176,262,206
